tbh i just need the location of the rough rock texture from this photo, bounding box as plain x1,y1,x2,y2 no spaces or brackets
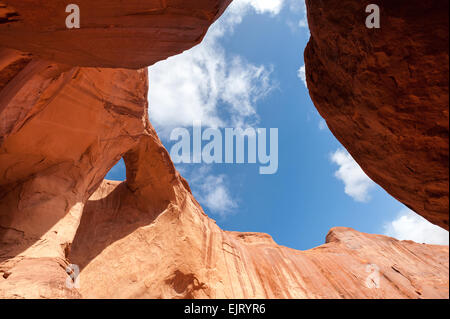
1,1,449,299
0,0,231,68
304,0,449,229
0,47,149,297
70,178,449,299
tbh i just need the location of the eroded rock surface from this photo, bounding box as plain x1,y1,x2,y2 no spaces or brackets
0,0,232,68
304,0,449,229
0,1,449,299
0,47,149,297
70,177,449,299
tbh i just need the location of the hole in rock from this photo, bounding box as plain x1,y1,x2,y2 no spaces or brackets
105,158,126,181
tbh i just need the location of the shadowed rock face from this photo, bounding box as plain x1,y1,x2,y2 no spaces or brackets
0,0,232,68
0,48,150,297
0,1,449,299
304,0,449,229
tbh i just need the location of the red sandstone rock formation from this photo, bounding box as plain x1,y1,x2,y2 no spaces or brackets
0,47,448,299
70,178,449,299
0,1,449,299
0,0,231,68
0,48,150,297
304,0,449,229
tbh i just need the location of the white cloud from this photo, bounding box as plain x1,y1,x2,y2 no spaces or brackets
286,0,309,33
384,208,449,245
318,118,327,131
330,149,376,202
298,17,308,28
148,0,286,218
292,2,309,93
293,0,308,28
148,0,282,138
231,0,284,16
297,64,307,88
200,175,237,217
182,166,237,218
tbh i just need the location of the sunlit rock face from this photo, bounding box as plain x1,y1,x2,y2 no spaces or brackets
71,182,449,299
305,0,449,230
0,1,449,299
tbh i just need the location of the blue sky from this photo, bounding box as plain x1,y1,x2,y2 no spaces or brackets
107,0,448,250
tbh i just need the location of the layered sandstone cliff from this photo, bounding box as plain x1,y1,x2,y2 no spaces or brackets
70,178,449,299
304,0,449,229
0,1,449,299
